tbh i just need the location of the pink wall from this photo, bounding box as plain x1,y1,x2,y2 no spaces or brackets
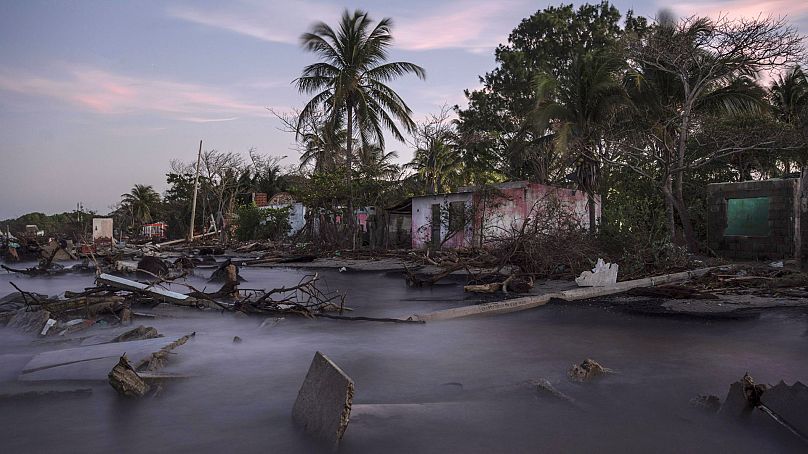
411,182,598,249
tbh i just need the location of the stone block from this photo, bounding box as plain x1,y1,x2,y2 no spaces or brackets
292,352,354,448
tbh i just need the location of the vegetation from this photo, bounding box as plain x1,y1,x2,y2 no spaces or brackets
7,4,807,258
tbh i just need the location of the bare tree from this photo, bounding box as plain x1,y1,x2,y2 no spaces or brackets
622,14,805,251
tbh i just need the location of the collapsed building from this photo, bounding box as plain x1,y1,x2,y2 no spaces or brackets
707,177,806,260
410,181,598,249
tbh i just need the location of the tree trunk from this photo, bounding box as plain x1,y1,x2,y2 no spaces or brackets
664,185,698,253
663,175,676,241
346,102,356,249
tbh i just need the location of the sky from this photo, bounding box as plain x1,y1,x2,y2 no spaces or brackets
1,0,807,219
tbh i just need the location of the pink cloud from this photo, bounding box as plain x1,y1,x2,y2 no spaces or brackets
169,0,526,53
666,0,808,21
0,67,274,122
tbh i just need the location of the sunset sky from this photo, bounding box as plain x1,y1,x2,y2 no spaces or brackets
1,0,806,218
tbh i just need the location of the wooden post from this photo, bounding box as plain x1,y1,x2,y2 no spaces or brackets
188,140,203,241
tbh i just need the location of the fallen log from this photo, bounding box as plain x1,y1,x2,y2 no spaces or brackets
407,268,714,322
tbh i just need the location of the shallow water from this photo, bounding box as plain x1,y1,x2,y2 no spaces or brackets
1,266,807,453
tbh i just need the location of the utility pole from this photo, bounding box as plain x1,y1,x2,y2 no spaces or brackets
189,140,203,241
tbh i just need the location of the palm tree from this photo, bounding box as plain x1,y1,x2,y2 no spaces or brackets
121,184,161,228
299,120,347,173
406,136,463,194
296,9,426,225
770,66,808,171
357,143,400,181
528,50,627,230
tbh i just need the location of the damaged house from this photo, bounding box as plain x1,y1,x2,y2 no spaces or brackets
411,181,598,249
708,177,806,260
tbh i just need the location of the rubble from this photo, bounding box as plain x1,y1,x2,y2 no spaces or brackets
568,358,612,382
575,258,619,287
7,308,51,333
111,325,161,343
292,351,354,447
108,355,150,397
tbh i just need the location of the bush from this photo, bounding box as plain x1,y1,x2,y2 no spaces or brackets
235,204,291,241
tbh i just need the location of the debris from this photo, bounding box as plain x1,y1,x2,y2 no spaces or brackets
233,336,242,343
40,318,56,336
568,359,611,382
408,268,714,321
19,333,193,381
111,325,161,343
209,259,245,283
769,260,784,268
108,355,150,397
463,282,502,293
96,273,191,304
760,381,808,440
719,373,766,417
137,256,169,276
575,258,619,287
259,317,284,328
120,306,133,326
292,351,354,447
7,308,51,333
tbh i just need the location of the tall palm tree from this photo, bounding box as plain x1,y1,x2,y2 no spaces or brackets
528,50,627,230
121,184,161,227
296,9,426,224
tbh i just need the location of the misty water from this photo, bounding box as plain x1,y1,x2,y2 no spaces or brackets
1,265,807,453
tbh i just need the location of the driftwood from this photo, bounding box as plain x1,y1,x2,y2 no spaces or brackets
108,355,150,397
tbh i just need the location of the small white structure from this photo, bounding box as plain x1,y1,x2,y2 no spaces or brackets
92,218,114,243
575,258,619,287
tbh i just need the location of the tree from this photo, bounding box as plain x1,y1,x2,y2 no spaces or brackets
456,2,639,182
296,9,426,228
528,49,627,229
406,107,464,194
120,184,161,228
623,13,804,251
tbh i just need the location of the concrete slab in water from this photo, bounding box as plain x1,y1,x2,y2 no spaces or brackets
19,335,187,382
292,351,354,447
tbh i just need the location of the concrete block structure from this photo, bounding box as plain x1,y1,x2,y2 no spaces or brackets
411,181,598,249
707,178,800,259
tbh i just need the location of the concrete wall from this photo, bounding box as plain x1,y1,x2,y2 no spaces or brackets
412,182,598,250
92,218,113,242
268,202,307,236
474,183,596,244
411,193,474,249
707,178,800,259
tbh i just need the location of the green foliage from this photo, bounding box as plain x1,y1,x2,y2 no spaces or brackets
456,1,636,181
235,204,291,241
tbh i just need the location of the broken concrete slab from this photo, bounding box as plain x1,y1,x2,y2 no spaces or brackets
292,351,354,447
575,258,619,287
760,381,808,437
19,334,192,382
7,309,51,334
719,373,765,418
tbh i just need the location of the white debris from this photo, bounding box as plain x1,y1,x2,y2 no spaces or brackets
40,319,57,336
575,258,619,287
